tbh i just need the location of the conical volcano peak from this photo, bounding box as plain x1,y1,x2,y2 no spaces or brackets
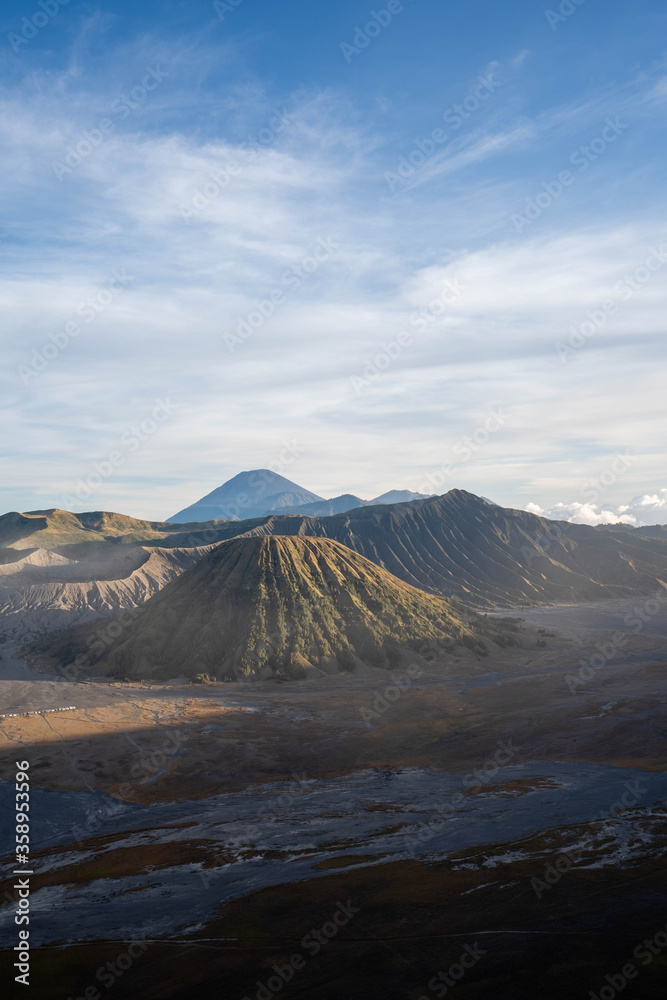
40,535,520,682
167,470,324,524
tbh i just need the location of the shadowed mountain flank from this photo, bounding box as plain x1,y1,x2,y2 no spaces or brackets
35,536,520,681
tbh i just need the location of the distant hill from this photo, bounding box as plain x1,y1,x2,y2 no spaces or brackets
278,494,370,517
167,470,435,523
0,508,166,550
604,524,667,539
270,490,436,518
36,536,520,681
370,490,435,505
167,470,323,523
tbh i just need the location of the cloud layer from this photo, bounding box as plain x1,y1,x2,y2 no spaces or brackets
1,17,666,519
526,491,667,527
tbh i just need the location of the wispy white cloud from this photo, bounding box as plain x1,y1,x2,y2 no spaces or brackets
400,124,534,191
1,37,667,518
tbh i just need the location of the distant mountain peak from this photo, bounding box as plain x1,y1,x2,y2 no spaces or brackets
167,469,323,523
167,471,440,524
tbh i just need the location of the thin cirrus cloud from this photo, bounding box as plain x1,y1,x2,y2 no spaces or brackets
396,124,535,193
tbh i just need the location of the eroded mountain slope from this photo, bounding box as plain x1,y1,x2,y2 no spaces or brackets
36,536,520,681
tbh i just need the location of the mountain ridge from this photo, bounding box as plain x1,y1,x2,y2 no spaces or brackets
3,490,667,644
226,489,667,605
166,470,435,523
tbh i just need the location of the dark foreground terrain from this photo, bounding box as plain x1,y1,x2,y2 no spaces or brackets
11,840,665,1000
1,600,666,998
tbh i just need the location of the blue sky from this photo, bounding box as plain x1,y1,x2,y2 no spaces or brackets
1,0,666,524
